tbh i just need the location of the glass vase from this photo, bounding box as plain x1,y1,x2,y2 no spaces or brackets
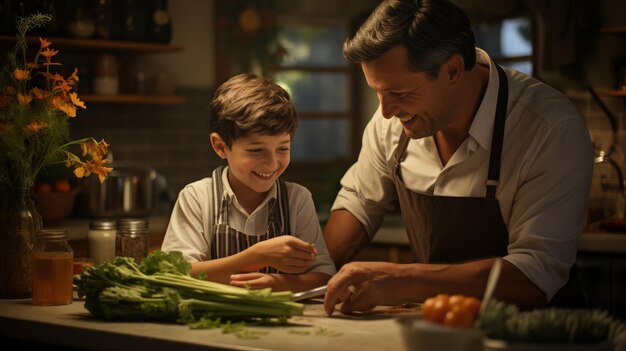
0,188,43,298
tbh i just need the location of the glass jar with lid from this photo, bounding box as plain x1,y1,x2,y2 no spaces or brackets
32,229,73,306
88,219,117,265
116,218,150,264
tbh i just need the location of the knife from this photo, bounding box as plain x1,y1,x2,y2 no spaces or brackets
293,285,327,301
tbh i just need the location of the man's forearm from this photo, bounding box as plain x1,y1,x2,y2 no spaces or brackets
400,258,546,308
323,209,371,268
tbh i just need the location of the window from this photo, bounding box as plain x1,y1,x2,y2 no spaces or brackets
213,1,378,211
472,14,535,75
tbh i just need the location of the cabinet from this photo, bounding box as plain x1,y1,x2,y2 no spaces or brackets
597,27,626,98
577,252,626,319
0,35,185,105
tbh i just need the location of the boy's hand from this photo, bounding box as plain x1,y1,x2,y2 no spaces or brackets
229,272,277,289
250,236,318,273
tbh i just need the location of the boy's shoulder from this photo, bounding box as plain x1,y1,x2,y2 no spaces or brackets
282,180,313,200
179,177,213,196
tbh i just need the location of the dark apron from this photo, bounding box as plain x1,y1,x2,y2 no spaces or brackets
389,65,585,307
209,165,291,274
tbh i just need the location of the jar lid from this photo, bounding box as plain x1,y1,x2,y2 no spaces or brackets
117,218,149,233
89,219,117,230
36,229,68,240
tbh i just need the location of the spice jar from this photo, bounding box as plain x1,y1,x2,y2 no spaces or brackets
32,229,73,306
93,54,119,95
88,219,117,265
116,218,150,264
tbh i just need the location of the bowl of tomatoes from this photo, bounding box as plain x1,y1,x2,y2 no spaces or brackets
34,179,77,223
396,293,484,351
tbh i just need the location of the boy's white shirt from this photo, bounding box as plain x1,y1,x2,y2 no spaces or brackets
162,166,336,276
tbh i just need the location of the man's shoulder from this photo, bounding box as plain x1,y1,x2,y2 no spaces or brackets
507,70,582,126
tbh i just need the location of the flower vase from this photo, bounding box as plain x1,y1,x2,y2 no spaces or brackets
0,188,43,298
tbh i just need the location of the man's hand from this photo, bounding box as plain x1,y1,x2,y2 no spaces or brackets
324,261,408,316
249,236,317,273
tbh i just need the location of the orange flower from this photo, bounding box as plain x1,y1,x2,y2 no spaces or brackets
69,68,79,83
24,121,48,133
14,69,30,80
69,92,86,109
17,93,32,106
40,47,58,60
80,139,109,159
31,87,49,99
52,97,77,117
39,37,51,49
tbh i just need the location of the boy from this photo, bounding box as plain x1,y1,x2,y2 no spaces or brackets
162,73,335,292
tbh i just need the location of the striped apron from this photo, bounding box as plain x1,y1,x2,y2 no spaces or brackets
209,165,291,274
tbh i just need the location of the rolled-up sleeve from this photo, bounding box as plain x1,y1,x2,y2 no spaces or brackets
331,108,399,238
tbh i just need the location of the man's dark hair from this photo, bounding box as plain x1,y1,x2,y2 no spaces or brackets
343,0,476,77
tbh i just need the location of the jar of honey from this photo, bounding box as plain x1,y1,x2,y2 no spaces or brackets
32,229,74,306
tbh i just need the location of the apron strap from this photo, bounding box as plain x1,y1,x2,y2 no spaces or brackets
486,64,509,198
211,165,226,222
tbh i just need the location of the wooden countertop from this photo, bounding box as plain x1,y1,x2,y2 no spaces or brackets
0,299,412,351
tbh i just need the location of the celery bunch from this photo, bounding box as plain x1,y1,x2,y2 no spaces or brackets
74,250,303,324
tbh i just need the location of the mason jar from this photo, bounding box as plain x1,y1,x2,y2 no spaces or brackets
32,229,73,306
116,218,150,264
88,219,117,265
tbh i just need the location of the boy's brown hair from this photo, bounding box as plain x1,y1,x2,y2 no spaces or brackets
209,73,298,147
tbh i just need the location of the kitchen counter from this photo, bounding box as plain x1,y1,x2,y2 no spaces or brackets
0,299,410,351
373,217,626,254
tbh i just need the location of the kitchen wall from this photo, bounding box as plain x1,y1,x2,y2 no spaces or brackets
70,0,219,205
69,0,626,217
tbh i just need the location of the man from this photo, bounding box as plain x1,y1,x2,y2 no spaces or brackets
323,0,593,315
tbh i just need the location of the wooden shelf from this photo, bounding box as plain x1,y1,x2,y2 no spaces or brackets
81,94,186,104
599,90,626,98
599,27,626,35
0,35,183,53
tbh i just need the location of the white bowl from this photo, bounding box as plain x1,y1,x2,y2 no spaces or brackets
483,338,614,351
396,315,484,351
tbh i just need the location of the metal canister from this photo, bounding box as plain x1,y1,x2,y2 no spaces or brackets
32,229,73,306
116,218,150,264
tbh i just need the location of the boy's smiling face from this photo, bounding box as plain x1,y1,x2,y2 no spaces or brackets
211,131,291,199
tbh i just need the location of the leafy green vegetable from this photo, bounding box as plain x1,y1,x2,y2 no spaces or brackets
74,250,304,327
475,299,625,344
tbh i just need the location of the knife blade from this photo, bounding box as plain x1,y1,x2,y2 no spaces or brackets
293,285,327,301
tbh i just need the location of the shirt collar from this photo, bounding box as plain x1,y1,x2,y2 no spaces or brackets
468,48,502,153
220,166,278,214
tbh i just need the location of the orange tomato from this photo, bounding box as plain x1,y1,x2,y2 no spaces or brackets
421,293,481,329
422,297,437,321
35,182,52,194
443,304,474,328
53,179,71,192
462,296,481,320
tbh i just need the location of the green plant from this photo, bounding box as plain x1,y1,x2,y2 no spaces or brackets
74,250,304,324
0,13,111,193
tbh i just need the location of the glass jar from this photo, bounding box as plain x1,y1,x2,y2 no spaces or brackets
88,219,117,265
32,229,73,306
116,219,149,264
93,54,119,95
